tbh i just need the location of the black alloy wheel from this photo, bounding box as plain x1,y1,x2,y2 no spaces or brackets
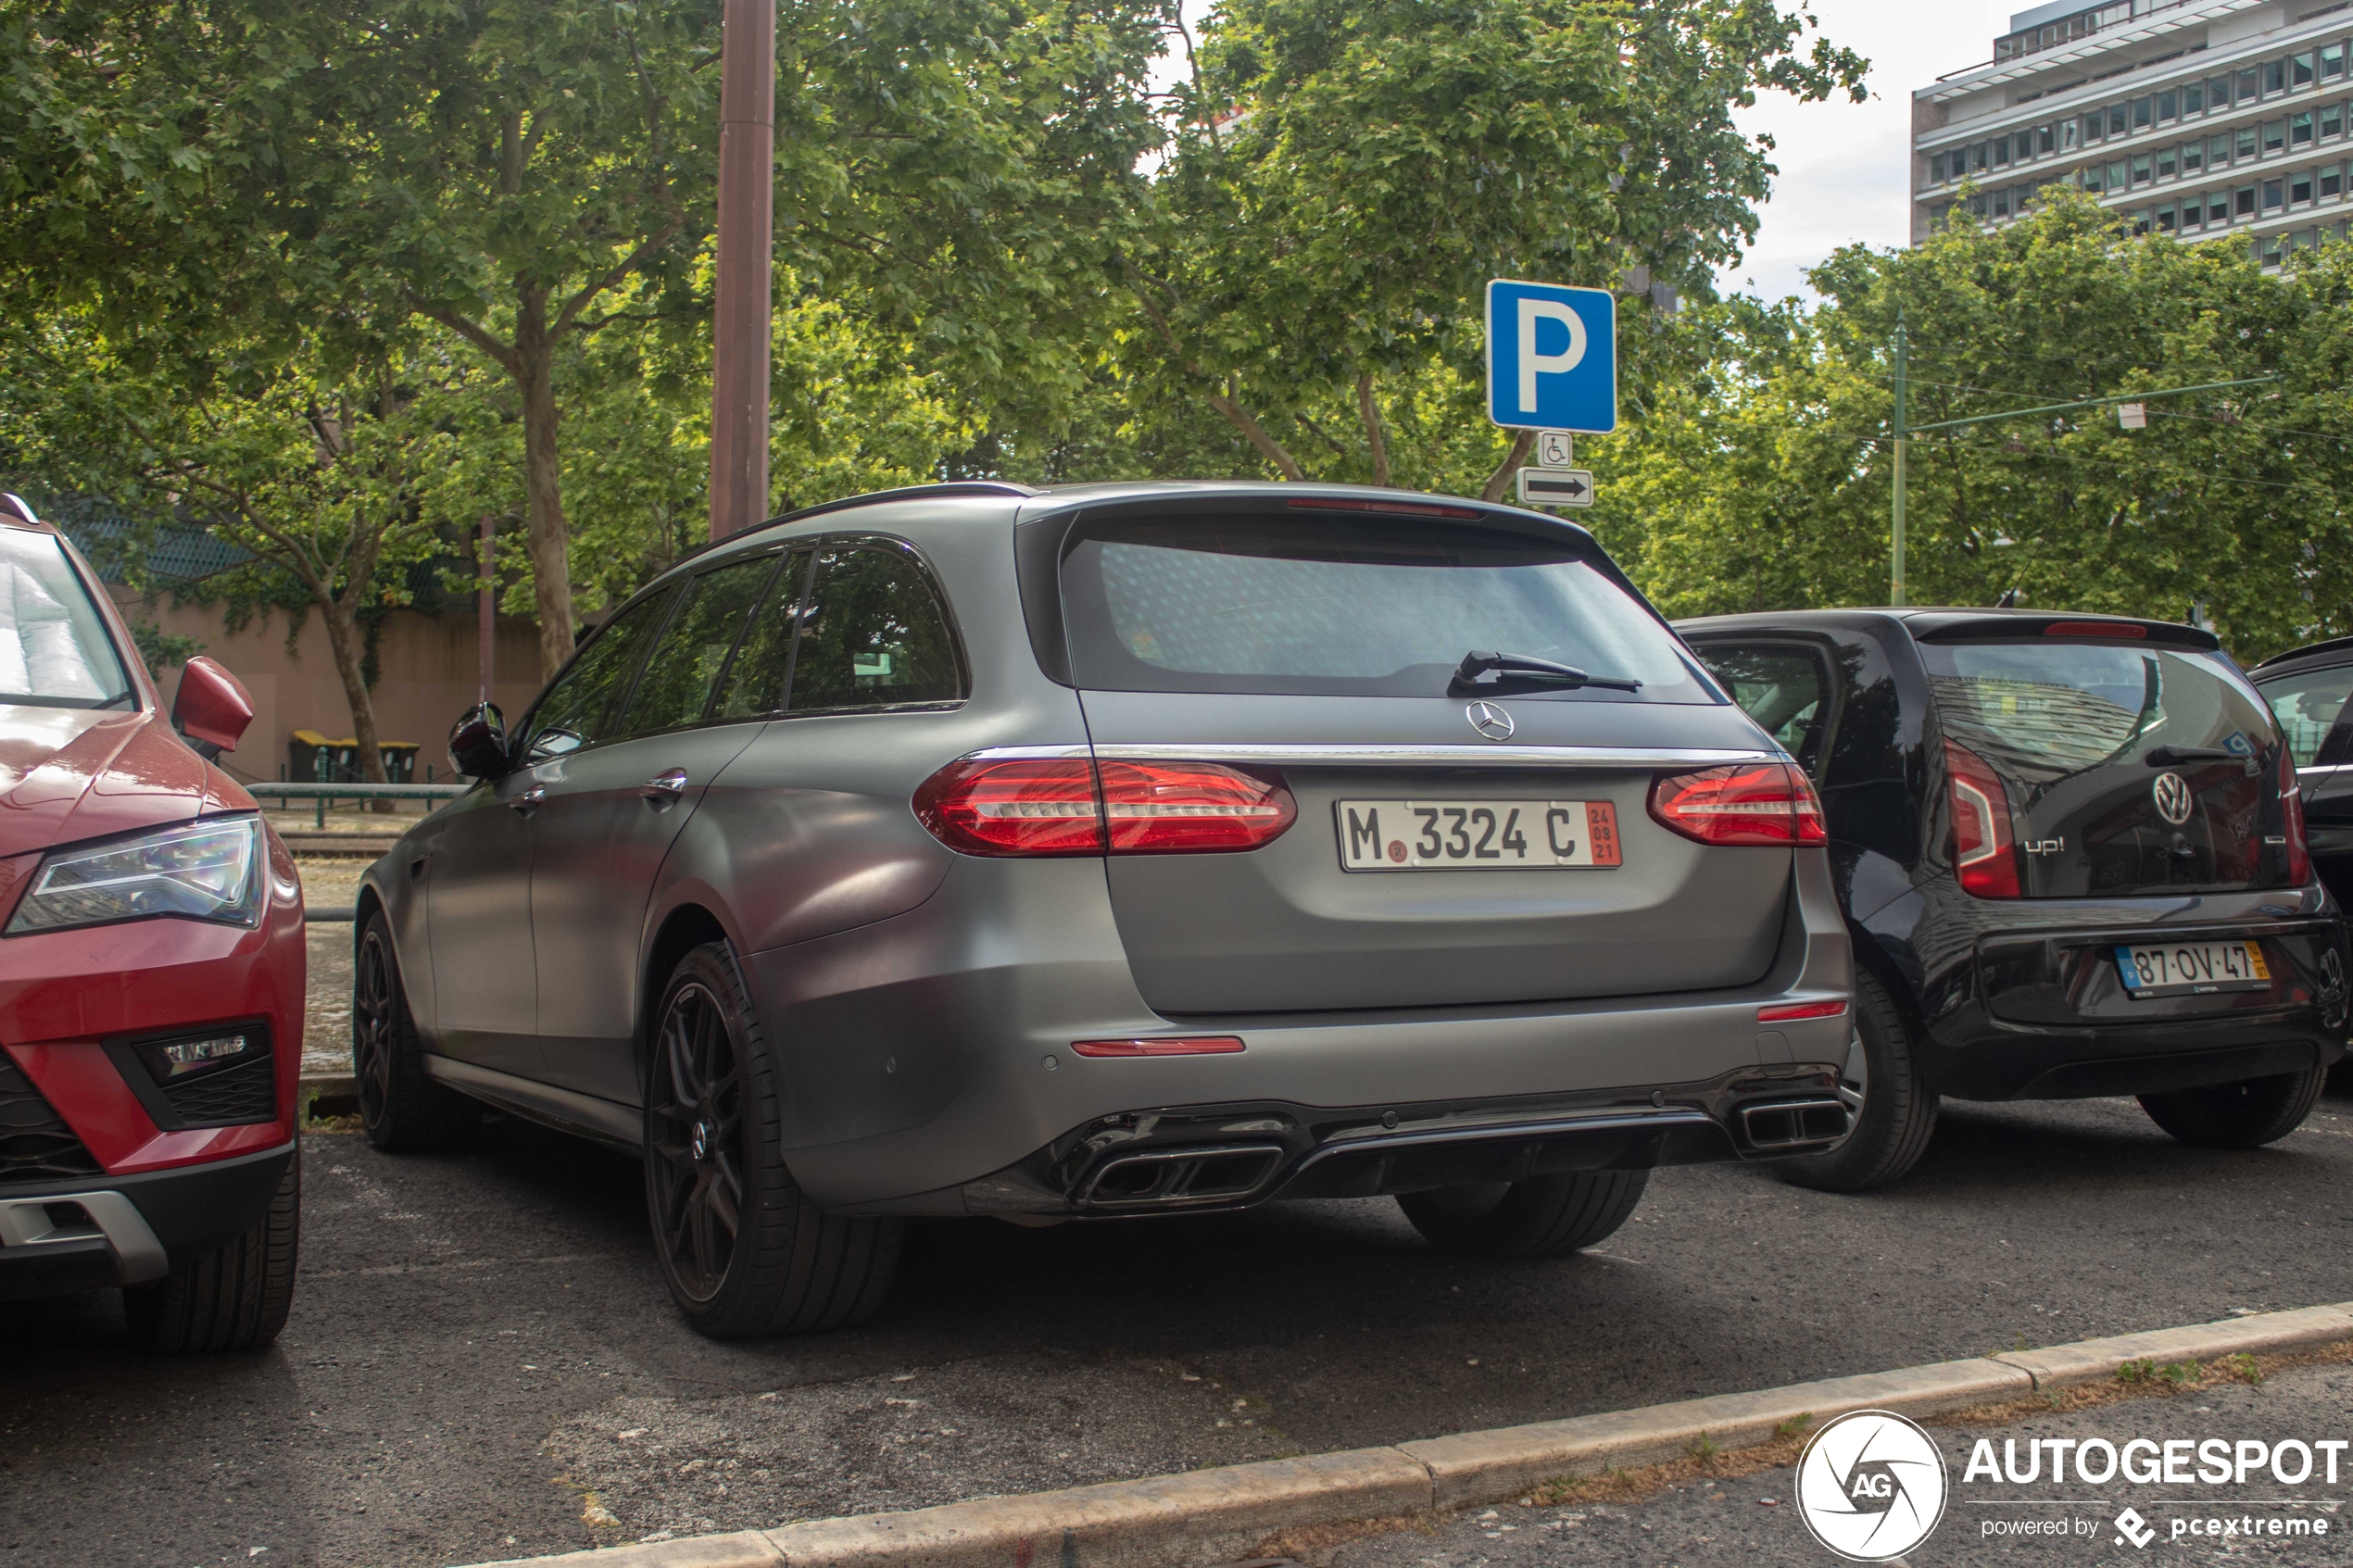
352,912,475,1152
640,942,901,1336
646,976,746,1306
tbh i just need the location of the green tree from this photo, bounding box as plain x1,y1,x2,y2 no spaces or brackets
0,309,489,786
1122,0,1865,494
0,0,1168,679
1592,192,2353,660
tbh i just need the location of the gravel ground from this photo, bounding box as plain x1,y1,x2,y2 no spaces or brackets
294,858,369,1076
1338,1359,2353,1566
7,1069,2353,1566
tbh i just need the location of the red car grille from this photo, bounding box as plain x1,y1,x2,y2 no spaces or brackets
0,1050,103,1184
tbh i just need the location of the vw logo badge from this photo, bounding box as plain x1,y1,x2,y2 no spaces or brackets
2152,771,2195,825
1465,701,1516,741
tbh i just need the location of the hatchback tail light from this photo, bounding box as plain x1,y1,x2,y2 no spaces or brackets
1945,740,2020,898
913,758,1296,857
2281,743,2313,886
1648,762,1827,847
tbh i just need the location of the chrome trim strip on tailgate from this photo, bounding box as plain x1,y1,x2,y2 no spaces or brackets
970,744,1780,770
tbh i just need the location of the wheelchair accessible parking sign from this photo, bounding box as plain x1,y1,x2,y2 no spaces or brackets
1485,279,1617,434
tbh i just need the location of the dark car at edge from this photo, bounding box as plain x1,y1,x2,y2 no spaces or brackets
1677,607,2347,1191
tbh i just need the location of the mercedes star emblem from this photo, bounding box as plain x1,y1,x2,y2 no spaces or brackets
1466,701,1516,741
2152,771,2195,825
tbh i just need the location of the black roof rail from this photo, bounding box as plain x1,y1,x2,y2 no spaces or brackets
662,482,1039,571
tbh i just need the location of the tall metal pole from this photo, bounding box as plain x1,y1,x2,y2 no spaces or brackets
1890,318,1908,608
709,0,775,542
477,514,495,704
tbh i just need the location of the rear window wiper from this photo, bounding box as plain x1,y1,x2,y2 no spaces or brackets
1449,650,1642,697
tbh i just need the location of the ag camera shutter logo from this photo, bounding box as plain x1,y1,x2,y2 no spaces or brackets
1793,1410,1950,1562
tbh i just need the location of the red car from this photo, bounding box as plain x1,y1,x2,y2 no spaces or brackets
0,494,304,1351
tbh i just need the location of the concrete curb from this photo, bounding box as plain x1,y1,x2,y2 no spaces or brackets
461,1302,2353,1568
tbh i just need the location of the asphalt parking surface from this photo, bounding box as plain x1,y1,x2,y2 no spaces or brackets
7,1086,2353,1568
1340,1359,2353,1566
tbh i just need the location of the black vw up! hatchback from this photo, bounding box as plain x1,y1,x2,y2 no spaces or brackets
1676,608,2347,1191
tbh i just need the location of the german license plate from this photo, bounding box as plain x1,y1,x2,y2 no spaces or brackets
1336,799,1622,871
2115,941,2271,997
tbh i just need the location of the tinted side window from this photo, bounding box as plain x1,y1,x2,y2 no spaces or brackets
2259,662,2353,768
788,546,963,710
617,554,782,736
1694,643,1835,772
521,586,679,761
714,549,814,720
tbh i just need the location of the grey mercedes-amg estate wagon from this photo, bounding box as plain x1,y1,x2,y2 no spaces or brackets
353,481,1854,1336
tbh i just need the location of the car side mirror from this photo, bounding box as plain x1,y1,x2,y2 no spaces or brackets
448,702,510,781
172,657,255,759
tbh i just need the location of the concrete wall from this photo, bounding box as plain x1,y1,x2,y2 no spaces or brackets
117,590,547,785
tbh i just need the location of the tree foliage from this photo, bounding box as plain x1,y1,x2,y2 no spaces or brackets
1589,192,2353,660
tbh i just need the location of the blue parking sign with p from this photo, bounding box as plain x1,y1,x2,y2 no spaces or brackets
1485,280,1617,433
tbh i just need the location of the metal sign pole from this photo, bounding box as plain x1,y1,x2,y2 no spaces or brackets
1891,320,1907,608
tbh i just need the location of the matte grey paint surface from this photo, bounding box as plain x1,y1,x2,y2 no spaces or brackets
360,483,1855,1214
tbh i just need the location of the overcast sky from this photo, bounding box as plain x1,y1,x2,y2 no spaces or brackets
1721,1,2020,299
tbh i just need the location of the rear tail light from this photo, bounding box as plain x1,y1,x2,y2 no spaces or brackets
1648,763,1828,847
913,759,1296,857
2282,743,2313,886
1945,740,2020,898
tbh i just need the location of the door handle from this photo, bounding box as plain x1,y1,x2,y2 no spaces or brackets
509,786,547,817
640,769,689,805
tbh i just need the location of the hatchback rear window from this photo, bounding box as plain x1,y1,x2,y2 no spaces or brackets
1921,641,2269,778
1057,513,1712,701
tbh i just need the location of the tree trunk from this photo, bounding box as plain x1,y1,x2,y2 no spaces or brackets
317,597,394,813
1479,430,1536,502
514,285,578,682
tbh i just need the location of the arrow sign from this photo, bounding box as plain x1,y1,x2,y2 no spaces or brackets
1516,468,1596,508
1487,280,1617,434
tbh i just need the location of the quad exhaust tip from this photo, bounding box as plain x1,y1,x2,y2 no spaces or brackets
1739,1098,1850,1152
1076,1144,1289,1210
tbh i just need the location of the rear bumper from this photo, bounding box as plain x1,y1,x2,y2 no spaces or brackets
0,1141,294,1299
745,847,1855,1213
1918,915,2350,1100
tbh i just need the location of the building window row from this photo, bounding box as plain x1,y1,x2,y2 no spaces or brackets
1994,1,2161,64
1928,156,2353,238
1926,37,2352,188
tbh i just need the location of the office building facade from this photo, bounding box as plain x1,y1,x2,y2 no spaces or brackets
1913,0,2353,267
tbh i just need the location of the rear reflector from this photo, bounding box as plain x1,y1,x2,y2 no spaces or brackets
1648,763,1827,847
1070,1035,1246,1058
914,759,1296,857
2043,620,2146,638
1945,740,2020,897
1757,999,1849,1022
2282,742,2313,886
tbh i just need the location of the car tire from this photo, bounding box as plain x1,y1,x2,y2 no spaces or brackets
1771,968,1938,1194
1396,1169,1648,1260
127,1154,298,1353
643,941,902,1337
2138,1066,2329,1148
353,911,477,1152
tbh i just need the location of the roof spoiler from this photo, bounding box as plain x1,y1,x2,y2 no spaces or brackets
1909,612,2221,652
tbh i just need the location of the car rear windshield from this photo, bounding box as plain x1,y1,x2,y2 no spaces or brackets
1056,512,1713,701
0,528,131,709
1920,639,2272,780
